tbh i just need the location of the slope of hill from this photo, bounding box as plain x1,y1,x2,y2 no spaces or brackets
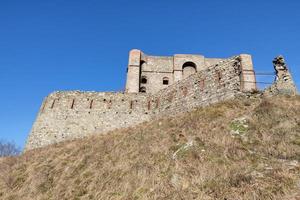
0,95,300,200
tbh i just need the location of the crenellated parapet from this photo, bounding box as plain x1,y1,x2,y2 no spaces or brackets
26,91,150,150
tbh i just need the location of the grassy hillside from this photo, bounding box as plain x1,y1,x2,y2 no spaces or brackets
0,95,300,200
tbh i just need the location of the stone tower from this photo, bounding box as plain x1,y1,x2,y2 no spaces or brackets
125,49,256,94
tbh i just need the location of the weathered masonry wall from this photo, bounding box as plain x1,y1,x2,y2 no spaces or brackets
149,57,242,117
125,49,256,94
26,56,246,150
264,55,298,95
26,92,150,150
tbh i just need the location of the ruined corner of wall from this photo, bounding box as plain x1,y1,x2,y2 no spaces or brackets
264,55,298,96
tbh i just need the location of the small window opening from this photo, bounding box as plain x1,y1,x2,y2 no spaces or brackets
89,100,94,109
108,100,112,109
141,76,147,84
140,87,146,93
140,60,146,67
130,101,133,109
217,71,222,81
51,99,56,109
71,99,75,109
163,77,169,85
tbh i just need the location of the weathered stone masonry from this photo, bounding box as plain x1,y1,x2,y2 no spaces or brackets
125,49,256,94
25,50,296,150
264,55,297,95
27,92,150,149
25,50,297,150
150,57,243,117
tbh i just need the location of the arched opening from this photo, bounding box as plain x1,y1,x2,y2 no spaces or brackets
163,77,169,85
140,60,146,70
139,87,146,93
141,76,147,84
182,62,197,79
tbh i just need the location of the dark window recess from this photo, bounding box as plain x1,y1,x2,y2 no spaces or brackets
163,77,169,85
108,100,112,109
71,99,75,109
130,101,133,109
140,87,146,93
141,76,147,84
89,100,93,109
51,99,56,109
215,71,222,82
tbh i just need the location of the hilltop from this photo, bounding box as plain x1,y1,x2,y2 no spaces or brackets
1,95,300,200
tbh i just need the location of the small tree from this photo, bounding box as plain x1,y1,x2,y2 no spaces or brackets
0,140,20,157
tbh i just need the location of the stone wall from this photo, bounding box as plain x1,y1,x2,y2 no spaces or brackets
25,56,245,150
26,92,150,150
125,49,256,94
150,57,242,117
264,55,298,95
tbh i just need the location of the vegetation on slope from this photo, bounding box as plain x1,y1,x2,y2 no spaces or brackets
0,95,300,200
0,140,20,157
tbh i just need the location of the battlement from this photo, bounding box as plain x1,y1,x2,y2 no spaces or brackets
41,91,148,113
26,91,150,149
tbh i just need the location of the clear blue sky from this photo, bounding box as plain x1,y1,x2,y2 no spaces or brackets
0,0,299,149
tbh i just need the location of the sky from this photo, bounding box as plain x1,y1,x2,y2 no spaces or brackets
0,0,299,149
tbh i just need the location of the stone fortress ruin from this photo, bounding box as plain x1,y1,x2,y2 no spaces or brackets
125,49,256,94
25,49,297,150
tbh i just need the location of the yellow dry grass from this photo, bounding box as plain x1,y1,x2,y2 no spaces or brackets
0,95,300,200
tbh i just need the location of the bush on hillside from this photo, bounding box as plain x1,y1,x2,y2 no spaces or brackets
0,140,20,157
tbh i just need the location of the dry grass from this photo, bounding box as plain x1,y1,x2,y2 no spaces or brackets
0,95,300,200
